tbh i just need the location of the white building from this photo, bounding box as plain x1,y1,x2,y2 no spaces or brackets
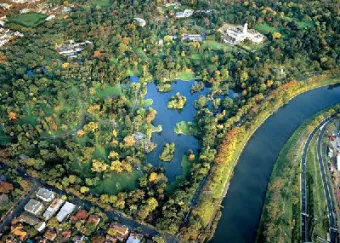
35,222,46,232
24,199,44,216
182,34,204,42
36,188,55,202
133,18,146,27
165,2,181,8
176,9,194,18
56,202,76,222
127,233,143,243
220,23,264,45
43,198,64,220
46,15,55,21
337,155,340,170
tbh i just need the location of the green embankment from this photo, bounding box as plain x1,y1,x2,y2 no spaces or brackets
306,133,329,240
8,13,47,28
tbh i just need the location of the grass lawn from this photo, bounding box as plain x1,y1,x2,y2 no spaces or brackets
176,70,195,81
91,0,111,7
306,133,329,240
8,13,46,28
174,121,195,136
202,40,235,52
283,17,313,29
93,84,122,101
92,171,140,195
256,23,281,34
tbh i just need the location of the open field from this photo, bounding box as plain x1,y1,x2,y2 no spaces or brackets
91,0,111,7
8,13,47,28
202,40,235,52
176,70,196,81
92,171,140,195
255,23,281,34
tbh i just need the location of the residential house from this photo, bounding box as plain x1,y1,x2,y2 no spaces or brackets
0,193,9,204
133,18,146,27
44,228,57,241
10,224,27,242
35,222,46,232
56,201,76,222
176,9,194,18
0,181,14,193
18,212,41,226
72,235,88,243
43,198,64,220
71,210,88,222
107,223,129,242
36,187,55,202
24,199,44,216
126,233,143,243
182,34,204,42
62,230,72,242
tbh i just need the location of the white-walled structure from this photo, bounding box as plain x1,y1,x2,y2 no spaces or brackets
220,23,265,45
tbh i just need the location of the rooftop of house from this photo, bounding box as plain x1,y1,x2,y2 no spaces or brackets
17,212,41,226
126,233,144,243
0,181,14,193
56,201,76,222
109,223,129,236
86,214,101,226
36,187,55,202
44,228,57,241
71,209,88,221
10,224,27,242
24,199,44,215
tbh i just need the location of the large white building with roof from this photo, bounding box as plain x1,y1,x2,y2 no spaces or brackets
56,202,76,222
220,23,264,45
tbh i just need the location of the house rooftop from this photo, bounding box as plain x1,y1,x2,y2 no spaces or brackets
17,212,41,226
56,201,76,222
24,199,44,216
36,187,55,202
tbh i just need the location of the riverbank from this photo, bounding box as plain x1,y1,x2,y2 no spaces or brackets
190,69,340,242
256,107,338,242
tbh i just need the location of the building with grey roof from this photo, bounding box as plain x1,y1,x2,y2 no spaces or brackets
36,188,55,202
24,199,44,216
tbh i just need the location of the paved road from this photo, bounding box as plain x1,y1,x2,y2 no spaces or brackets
0,183,39,233
301,117,333,242
317,120,338,243
0,163,178,243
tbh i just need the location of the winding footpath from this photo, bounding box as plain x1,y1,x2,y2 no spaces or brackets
301,116,337,243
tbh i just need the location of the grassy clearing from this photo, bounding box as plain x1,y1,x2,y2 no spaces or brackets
92,84,122,101
256,23,281,34
306,133,329,240
174,121,195,136
91,0,111,7
283,17,313,29
202,40,235,52
176,70,195,81
8,13,46,28
92,171,140,195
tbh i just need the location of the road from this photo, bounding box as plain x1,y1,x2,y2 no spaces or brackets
0,163,178,243
0,183,39,233
317,120,338,243
301,116,337,243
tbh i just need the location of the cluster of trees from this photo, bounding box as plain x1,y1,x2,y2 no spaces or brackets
159,143,175,162
167,92,187,110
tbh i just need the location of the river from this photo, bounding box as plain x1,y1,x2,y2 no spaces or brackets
211,85,340,243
